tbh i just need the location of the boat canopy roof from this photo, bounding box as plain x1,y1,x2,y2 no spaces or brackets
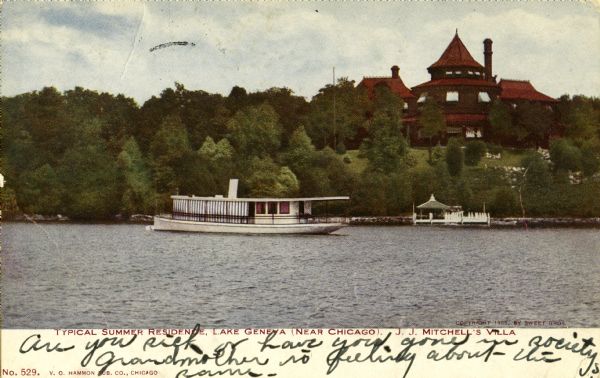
417,194,451,210
171,195,350,202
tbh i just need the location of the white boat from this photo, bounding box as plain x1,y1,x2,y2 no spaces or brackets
151,179,350,234
412,194,490,226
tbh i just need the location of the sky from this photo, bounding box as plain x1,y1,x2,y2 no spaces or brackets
2,2,599,105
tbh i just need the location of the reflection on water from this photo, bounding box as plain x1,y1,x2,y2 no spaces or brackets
2,223,599,328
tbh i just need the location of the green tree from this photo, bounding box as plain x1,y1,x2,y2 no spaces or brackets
198,136,218,160
464,140,487,166
350,171,388,215
135,83,226,152
419,98,445,160
450,177,474,210
245,157,299,197
176,152,219,197
18,164,64,215
150,114,191,160
491,187,518,217
282,126,316,173
581,140,600,177
489,100,513,145
549,138,582,172
24,87,73,163
215,138,234,161
198,137,235,193
226,86,249,114
372,85,404,117
0,187,21,219
430,144,444,165
561,96,599,143
410,163,451,206
58,119,119,219
521,153,552,192
117,137,155,215
387,172,413,214
307,78,369,149
360,112,408,173
245,87,310,146
515,102,553,146
227,103,282,158
445,138,464,176
150,114,191,193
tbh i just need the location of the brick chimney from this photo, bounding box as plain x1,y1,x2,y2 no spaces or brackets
483,39,493,81
391,65,400,79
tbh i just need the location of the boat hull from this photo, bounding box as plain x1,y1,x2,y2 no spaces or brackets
151,216,346,235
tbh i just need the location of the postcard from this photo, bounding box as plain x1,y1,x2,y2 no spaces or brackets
1,1,599,377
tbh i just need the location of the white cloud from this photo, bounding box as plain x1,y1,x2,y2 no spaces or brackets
2,2,598,103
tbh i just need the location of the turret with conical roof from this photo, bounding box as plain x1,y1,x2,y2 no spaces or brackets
427,31,486,80
408,31,501,143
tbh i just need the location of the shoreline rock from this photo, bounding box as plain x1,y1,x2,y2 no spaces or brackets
11,214,71,222
494,217,600,228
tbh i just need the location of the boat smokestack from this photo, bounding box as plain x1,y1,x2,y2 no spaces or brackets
483,38,493,81
227,179,238,199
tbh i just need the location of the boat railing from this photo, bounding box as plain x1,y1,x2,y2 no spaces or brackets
169,212,347,224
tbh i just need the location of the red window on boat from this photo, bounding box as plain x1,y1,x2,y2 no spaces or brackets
268,202,277,214
279,201,290,214
256,202,266,214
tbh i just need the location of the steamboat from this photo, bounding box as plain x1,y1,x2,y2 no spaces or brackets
151,179,349,234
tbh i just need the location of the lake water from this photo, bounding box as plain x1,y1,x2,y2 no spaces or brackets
2,223,599,329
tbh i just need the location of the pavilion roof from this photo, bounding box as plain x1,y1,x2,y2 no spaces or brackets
417,194,451,210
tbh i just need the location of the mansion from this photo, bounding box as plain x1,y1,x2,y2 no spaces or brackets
358,32,558,145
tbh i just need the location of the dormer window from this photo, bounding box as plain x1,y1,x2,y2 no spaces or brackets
478,92,491,103
468,70,473,75
446,91,459,102
455,71,462,75
446,71,453,75
475,71,481,76
417,93,428,104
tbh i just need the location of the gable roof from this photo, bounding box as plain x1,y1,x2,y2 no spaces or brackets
359,77,415,99
429,33,484,70
499,79,557,102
